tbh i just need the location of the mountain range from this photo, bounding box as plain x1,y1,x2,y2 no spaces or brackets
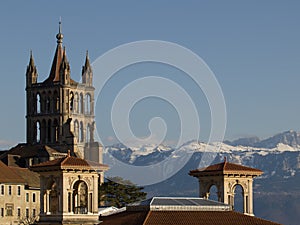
104,130,300,225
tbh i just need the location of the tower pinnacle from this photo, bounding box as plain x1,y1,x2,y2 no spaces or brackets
84,50,91,68
56,19,63,43
28,50,35,69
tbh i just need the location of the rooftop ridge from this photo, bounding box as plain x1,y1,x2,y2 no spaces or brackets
189,160,263,175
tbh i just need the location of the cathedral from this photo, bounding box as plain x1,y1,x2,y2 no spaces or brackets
1,22,103,168
25,21,101,163
0,23,108,225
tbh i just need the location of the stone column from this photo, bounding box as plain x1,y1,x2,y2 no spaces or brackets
40,190,44,214
243,194,247,214
248,179,254,216
62,177,68,214
93,175,98,213
199,180,207,199
70,192,73,213
46,190,50,214
223,180,230,205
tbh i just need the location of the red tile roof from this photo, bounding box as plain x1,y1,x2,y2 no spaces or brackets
30,152,109,172
100,211,281,225
143,211,281,225
100,211,148,225
189,160,263,176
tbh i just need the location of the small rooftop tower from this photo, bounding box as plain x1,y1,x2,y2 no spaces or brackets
31,152,109,225
189,158,263,216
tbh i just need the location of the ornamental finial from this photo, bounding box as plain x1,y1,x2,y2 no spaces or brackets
56,17,63,43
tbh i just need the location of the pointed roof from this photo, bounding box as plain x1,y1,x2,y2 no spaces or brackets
60,47,69,70
82,50,92,80
43,21,64,83
189,158,263,176
30,151,109,172
26,50,37,74
83,50,91,71
44,41,63,83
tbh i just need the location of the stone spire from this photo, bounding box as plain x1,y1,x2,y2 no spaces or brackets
59,47,70,85
82,50,93,85
27,50,37,74
26,50,38,86
61,47,70,70
44,21,64,83
82,51,91,73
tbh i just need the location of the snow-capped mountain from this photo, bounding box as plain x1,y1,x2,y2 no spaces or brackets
105,134,300,178
103,130,300,225
105,143,173,165
225,130,300,148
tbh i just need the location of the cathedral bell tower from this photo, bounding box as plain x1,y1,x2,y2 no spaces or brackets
25,22,102,163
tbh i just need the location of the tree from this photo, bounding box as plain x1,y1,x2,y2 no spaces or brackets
18,213,38,225
99,176,147,208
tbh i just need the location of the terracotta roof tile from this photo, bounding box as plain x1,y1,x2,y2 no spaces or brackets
30,154,109,171
100,211,281,225
143,211,281,225
100,211,148,225
189,160,263,176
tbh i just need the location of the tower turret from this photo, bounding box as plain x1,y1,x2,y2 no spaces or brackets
60,48,70,85
26,51,38,87
82,51,93,86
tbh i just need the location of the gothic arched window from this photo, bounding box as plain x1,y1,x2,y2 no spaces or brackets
36,121,41,143
86,124,90,143
74,93,79,113
79,121,84,143
42,119,46,143
85,93,91,115
79,93,83,114
53,119,59,142
74,120,79,142
47,119,52,143
36,93,41,114
46,97,51,113
53,91,59,112
70,92,74,111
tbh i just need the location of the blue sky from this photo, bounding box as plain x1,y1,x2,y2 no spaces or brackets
0,1,299,148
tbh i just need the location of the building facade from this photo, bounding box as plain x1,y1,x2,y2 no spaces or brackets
0,161,40,225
